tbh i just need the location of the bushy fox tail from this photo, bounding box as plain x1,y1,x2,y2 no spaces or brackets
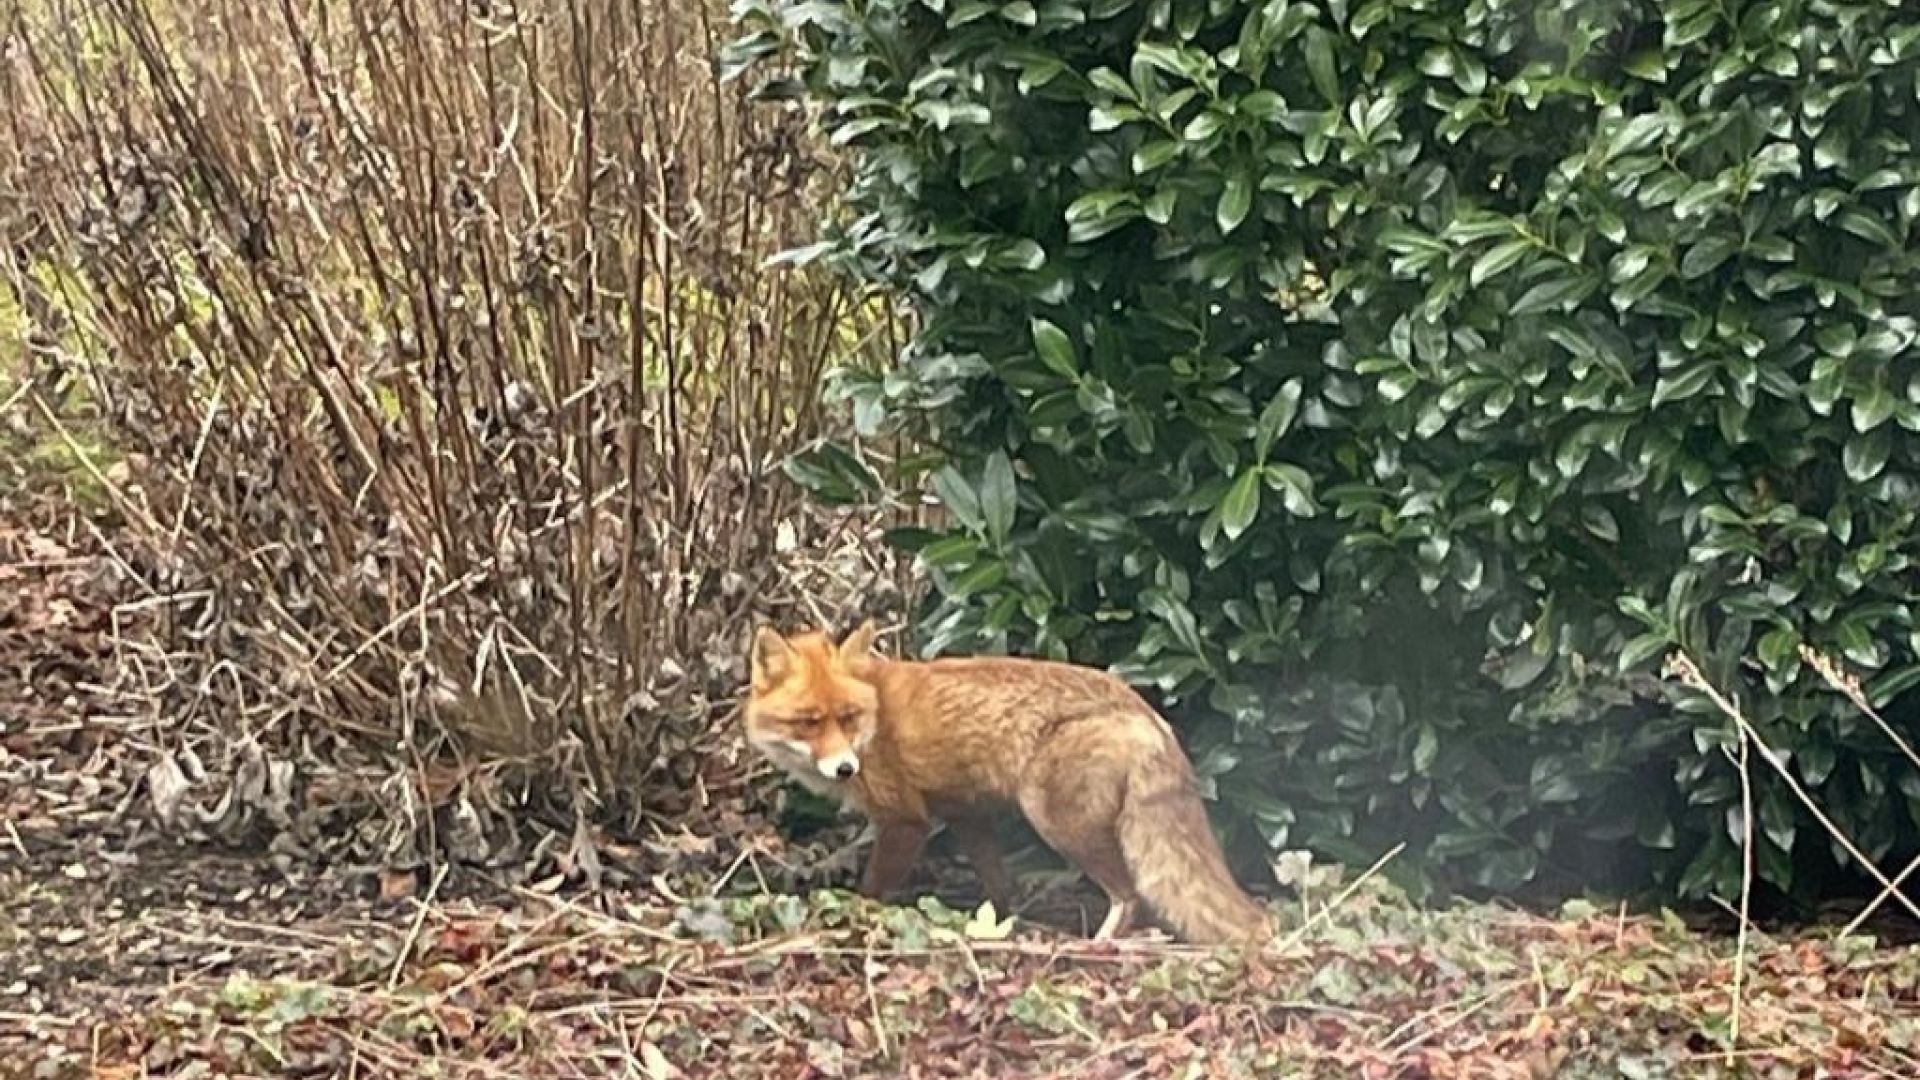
1117,746,1271,946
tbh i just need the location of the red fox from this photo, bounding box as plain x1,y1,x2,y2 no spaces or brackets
744,620,1270,946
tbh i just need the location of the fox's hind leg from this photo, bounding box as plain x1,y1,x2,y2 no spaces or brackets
1093,895,1139,940
1040,819,1139,940
1016,763,1141,940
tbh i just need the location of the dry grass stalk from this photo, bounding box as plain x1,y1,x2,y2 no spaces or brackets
1666,652,1920,926
1797,644,1920,937
1729,713,1753,1064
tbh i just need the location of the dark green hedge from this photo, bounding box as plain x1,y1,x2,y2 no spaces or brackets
731,0,1920,904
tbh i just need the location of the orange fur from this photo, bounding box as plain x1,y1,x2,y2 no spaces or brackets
744,621,1270,946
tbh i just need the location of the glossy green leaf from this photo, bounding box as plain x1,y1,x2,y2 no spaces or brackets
1220,469,1262,541
931,465,985,535
1031,318,1077,379
1133,140,1182,174
1680,236,1738,279
1255,379,1304,459
1305,27,1339,104
1470,239,1533,287
1509,273,1596,316
1217,173,1253,235
980,451,1017,547
1619,632,1670,671
946,558,1007,597
1843,428,1890,482
1264,463,1318,517
1623,48,1669,82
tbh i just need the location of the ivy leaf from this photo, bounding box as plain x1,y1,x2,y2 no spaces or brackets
964,900,1017,940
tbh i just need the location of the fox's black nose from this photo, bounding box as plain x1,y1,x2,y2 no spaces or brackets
834,760,857,780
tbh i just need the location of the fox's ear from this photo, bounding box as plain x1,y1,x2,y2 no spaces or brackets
750,627,793,692
838,619,880,671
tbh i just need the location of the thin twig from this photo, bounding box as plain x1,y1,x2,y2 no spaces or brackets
1796,646,1920,936
1274,842,1407,954
1729,720,1754,1065
1799,645,1920,773
862,946,892,1060
388,860,451,990
1841,852,1920,939
27,392,161,534
1383,982,1522,1058
168,374,224,552
1668,652,1920,923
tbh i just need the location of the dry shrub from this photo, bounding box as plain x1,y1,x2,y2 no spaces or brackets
0,0,902,852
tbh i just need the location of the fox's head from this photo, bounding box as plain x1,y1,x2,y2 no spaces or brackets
744,621,881,786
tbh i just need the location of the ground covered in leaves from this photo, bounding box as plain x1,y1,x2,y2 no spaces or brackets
8,856,1919,1079
4,481,1920,1079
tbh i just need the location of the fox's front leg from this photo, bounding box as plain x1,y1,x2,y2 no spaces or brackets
859,819,930,900
946,815,1015,913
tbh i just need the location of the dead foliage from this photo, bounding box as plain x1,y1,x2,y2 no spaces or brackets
0,0,910,860
7,864,1919,1080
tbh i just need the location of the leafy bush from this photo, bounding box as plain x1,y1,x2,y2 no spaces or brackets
733,0,1920,903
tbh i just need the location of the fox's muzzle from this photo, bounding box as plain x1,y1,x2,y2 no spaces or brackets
817,750,860,781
